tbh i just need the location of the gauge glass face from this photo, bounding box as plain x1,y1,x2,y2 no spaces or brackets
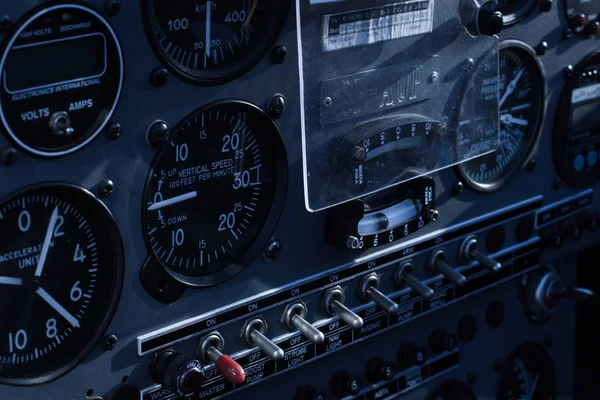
143,0,288,84
143,101,285,286
494,0,536,24
459,45,544,191
425,380,477,400
497,342,556,400
0,184,123,384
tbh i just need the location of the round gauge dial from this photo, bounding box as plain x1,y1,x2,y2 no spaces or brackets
0,4,123,157
425,379,478,400
458,42,545,192
143,100,287,286
497,342,556,400
142,0,290,85
0,184,123,385
494,0,536,25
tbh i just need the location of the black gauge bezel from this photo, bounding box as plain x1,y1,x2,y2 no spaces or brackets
140,0,291,86
457,40,546,193
425,379,478,400
0,1,124,158
500,0,536,26
0,182,124,386
141,99,288,287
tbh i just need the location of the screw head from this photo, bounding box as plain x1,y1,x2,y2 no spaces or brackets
427,209,440,223
429,71,439,83
105,0,121,16
0,147,17,166
322,97,333,108
453,181,464,196
464,58,475,70
537,41,548,55
526,158,537,172
106,122,122,140
271,46,288,64
103,334,118,350
564,65,574,77
352,146,366,161
263,238,281,262
267,94,287,120
0,15,11,33
98,180,114,197
147,120,170,148
563,28,573,40
345,236,360,250
150,67,169,87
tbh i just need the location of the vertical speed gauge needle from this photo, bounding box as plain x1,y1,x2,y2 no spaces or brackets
35,206,59,277
147,191,198,211
206,1,212,57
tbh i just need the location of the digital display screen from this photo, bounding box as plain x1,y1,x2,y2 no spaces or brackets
4,34,105,92
571,101,600,145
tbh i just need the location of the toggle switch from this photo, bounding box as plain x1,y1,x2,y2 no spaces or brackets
241,317,284,361
395,262,434,300
428,250,467,286
358,273,398,314
198,332,245,384
322,286,363,329
460,236,502,272
281,302,325,344
152,349,205,397
48,111,75,136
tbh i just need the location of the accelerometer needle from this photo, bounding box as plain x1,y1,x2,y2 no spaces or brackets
147,191,198,211
34,206,59,277
36,287,80,328
0,277,23,286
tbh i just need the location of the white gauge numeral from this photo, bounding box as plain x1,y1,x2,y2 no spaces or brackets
168,18,189,31
222,133,240,153
46,318,57,339
176,144,189,162
73,244,86,263
53,215,65,238
225,11,247,23
70,281,83,302
18,210,31,232
172,229,185,247
233,171,251,189
8,330,27,352
218,212,236,231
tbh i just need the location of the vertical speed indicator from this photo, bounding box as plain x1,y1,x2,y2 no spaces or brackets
142,101,287,287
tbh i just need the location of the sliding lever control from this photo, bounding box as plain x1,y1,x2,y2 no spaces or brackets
323,286,363,329
358,273,398,314
198,332,245,384
241,318,284,361
460,236,502,272
428,250,467,287
282,302,325,344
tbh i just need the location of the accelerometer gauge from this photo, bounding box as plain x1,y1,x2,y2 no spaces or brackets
497,342,556,400
0,183,124,385
458,41,545,192
494,0,536,25
143,100,287,287
0,3,124,157
142,0,290,85
424,379,477,400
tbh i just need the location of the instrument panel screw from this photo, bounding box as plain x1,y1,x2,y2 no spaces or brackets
0,147,17,166
526,158,537,172
105,0,121,16
564,65,574,77
464,58,475,71
106,122,122,140
552,177,562,190
263,238,282,262
267,94,287,120
429,71,439,83
562,28,573,40
352,146,366,161
536,42,548,55
103,334,118,350
540,0,552,12
150,67,169,87
98,180,114,198
0,15,12,33
453,181,464,196
427,209,440,223
146,120,170,149
271,46,288,64
322,97,333,108
466,372,477,385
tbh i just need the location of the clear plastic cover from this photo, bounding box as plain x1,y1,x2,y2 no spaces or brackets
297,0,500,211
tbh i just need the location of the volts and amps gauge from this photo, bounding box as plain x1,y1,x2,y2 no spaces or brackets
458,41,545,192
0,183,124,385
142,100,287,287
0,3,124,157
142,0,290,85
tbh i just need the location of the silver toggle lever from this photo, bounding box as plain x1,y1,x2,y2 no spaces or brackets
48,111,75,136
429,250,467,287
281,302,324,344
460,236,502,272
358,273,398,314
322,286,363,329
241,318,284,361
395,262,434,300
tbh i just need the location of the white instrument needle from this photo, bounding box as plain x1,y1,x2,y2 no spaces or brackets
206,1,212,57
36,287,80,328
501,114,529,126
147,191,198,211
0,277,22,286
34,206,59,277
499,68,524,108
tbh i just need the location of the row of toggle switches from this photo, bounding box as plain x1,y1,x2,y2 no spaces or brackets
151,236,500,396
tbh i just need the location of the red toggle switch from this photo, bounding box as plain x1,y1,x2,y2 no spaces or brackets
214,354,245,384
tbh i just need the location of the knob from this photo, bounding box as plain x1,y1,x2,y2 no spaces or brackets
364,356,396,383
523,268,597,322
570,13,588,29
541,229,562,248
397,343,428,369
241,318,284,361
429,329,457,355
460,236,502,272
395,262,434,300
295,385,327,400
198,332,245,384
322,286,363,329
330,370,362,397
152,350,205,397
478,8,503,36
586,20,600,36
281,302,325,344
358,274,398,314
428,250,467,286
